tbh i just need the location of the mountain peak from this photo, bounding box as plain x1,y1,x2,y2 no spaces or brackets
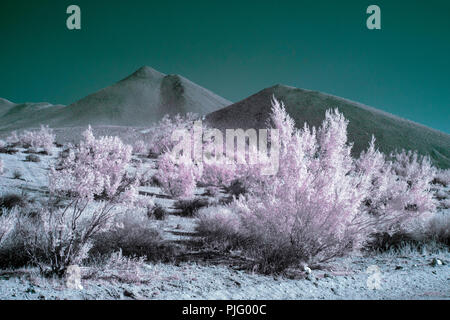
128,66,166,80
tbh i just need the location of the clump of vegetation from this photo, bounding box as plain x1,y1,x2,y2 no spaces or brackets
0,193,28,210
23,127,139,276
12,170,22,180
148,204,167,220
433,169,450,187
195,98,437,274
0,147,19,154
90,211,178,263
25,154,41,163
8,125,55,155
174,198,209,217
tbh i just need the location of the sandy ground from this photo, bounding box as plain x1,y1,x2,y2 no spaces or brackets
0,251,448,300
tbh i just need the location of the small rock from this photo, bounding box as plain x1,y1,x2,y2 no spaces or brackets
303,265,312,274
123,289,136,299
323,273,331,278
395,266,403,270
26,287,36,294
431,258,443,267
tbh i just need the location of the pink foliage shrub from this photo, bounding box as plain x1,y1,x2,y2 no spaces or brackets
156,152,200,198
132,140,147,155
14,125,55,154
200,160,237,188
49,126,135,201
146,113,198,156
33,126,139,275
197,97,437,272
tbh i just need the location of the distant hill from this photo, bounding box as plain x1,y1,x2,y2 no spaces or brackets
0,98,65,132
206,85,450,169
0,66,231,132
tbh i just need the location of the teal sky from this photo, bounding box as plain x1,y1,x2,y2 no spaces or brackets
0,0,449,133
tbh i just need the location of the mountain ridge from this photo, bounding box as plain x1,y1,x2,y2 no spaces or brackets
205,84,450,168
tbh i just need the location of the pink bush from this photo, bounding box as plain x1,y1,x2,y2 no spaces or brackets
11,125,56,154
200,160,237,188
200,98,437,270
41,127,138,275
156,152,200,198
49,126,135,201
146,113,198,156
132,140,147,155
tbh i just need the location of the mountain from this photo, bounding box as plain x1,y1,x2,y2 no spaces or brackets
56,66,231,127
0,98,65,132
205,85,450,169
0,66,231,132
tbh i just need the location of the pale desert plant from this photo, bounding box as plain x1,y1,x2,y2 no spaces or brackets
197,97,437,273
132,139,147,155
27,127,140,276
14,125,55,154
0,209,16,247
156,152,200,198
146,113,198,157
196,206,241,241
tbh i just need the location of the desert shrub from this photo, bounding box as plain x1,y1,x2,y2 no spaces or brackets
0,209,16,247
132,140,147,155
0,193,28,211
14,125,55,154
0,210,46,269
224,179,247,198
26,126,139,276
174,198,209,217
424,213,450,245
150,174,162,187
6,131,19,145
197,98,437,273
148,204,167,220
25,154,41,162
438,198,450,210
84,250,149,284
90,211,177,262
156,152,200,198
433,169,450,187
200,160,237,188
196,206,242,247
0,146,18,154
145,113,198,157
12,170,22,180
